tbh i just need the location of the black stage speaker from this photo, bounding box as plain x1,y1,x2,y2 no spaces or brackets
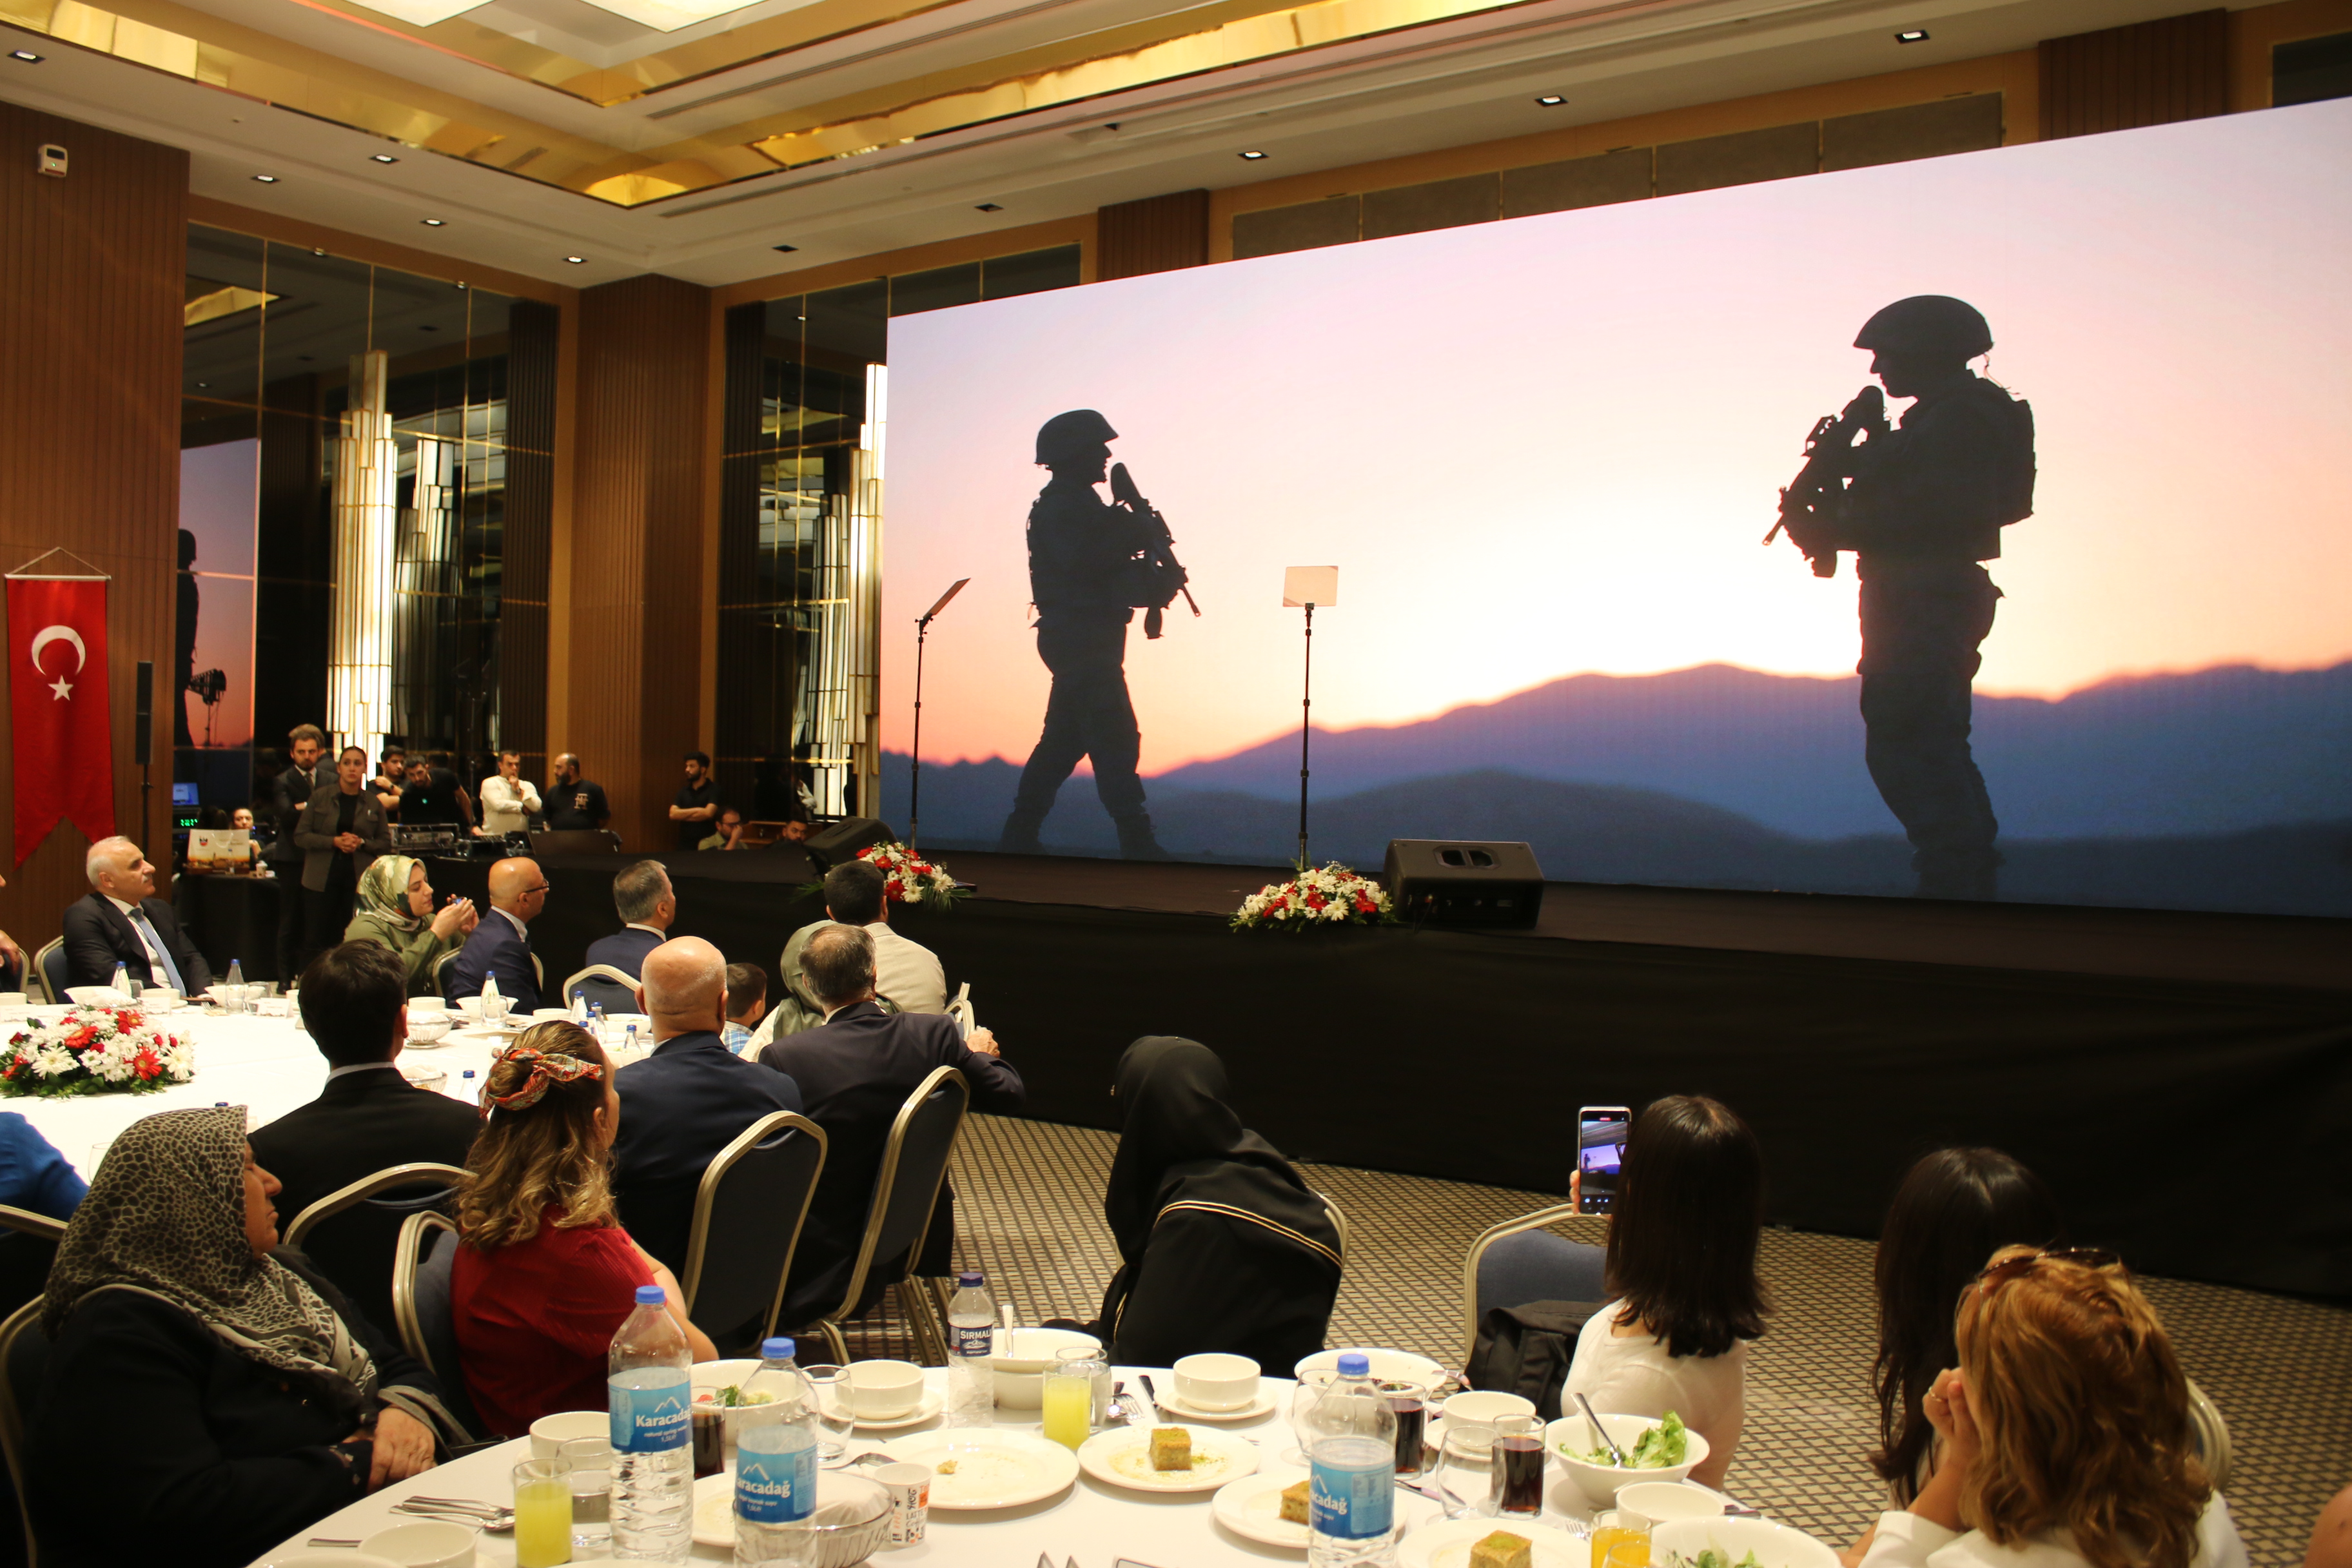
1383,839,1545,928
804,817,895,872
133,662,153,765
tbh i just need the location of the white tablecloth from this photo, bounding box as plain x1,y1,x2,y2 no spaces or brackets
256,1368,1630,1567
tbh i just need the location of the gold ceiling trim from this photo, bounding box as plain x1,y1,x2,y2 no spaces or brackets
185,282,280,324
3,0,1539,205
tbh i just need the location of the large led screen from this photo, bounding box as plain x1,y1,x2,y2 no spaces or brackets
879,99,2352,916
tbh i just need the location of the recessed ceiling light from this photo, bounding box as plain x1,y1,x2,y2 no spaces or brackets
1895,28,1929,42
564,255,586,264
975,202,1003,212
251,174,279,183
1535,93,1565,106
772,244,799,253
1239,150,1268,161
371,153,399,164
421,218,446,226
311,247,326,256
10,48,42,61
454,281,468,290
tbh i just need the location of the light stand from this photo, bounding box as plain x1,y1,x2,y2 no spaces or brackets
1282,567,1338,868
906,578,970,850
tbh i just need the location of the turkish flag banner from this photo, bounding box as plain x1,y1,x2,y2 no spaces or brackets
8,577,115,867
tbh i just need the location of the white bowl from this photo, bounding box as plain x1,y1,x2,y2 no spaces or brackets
64,986,130,1008
1652,1516,1839,1568
531,1008,574,1021
398,1062,448,1093
989,1328,1099,1410
1547,1411,1711,1507
453,996,485,1017
404,1010,453,1046
1173,1353,1260,1412
358,1520,477,1568
1435,1389,1537,1456
1619,1481,1728,1524
529,1408,608,1459
847,1358,926,1418
266,1556,404,1568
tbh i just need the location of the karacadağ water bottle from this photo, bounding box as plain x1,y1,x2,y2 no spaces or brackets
945,1272,995,1427
1304,1353,1398,1567
609,1284,694,1561
734,1338,820,1564
224,958,245,1013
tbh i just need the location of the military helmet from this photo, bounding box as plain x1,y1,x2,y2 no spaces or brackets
1854,296,1993,360
1035,409,1117,465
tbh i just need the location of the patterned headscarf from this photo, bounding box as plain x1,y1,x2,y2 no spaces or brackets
42,1106,380,1418
489,1043,605,1110
355,853,424,932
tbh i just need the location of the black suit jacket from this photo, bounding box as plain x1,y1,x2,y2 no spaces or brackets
266,765,322,867
61,892,215,994
582,926,664,981
760,1003,1024,1320
611,1030,803,1275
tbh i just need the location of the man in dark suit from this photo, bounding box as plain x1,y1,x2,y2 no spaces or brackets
760,924,1024,1326
612,937,801,1279
294,744,395,952
267,723,326,979
582,860,674,981
63,838,215,994
250,941,481,1333
442,858,545,1012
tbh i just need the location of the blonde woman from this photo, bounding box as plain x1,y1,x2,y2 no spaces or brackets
449,1023,714,1436
344,854,476,996
1861,1246,2247,1568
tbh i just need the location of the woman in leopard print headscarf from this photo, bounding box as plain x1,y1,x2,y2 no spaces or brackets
28,1104,458,1568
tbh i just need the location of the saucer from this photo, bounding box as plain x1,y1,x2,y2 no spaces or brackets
1153,1386,1280,1423
854,1390,945,1430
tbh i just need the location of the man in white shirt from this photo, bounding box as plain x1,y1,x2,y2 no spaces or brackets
748,859,949,1051
476,750,542,837
60,838,215,993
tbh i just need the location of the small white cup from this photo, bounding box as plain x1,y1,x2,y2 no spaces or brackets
875,1461,930,1545
847,1358,925,1418
358,1520,477,1568
1172,1352,1261,1411
1618,1481,1727,1525
529,1408,609,1460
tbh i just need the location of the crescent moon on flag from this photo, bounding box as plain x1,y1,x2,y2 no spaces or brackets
29,625,87,675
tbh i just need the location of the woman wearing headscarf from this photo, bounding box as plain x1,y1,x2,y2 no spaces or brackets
1086,1037,1342,1368
26,1105,455,1567
344,853,477,995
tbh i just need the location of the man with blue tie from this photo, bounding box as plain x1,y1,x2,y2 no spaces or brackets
442,857,545,1012
582,860,674,980
61,838,215,994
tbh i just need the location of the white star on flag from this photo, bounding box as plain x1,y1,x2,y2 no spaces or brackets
49,675,72,700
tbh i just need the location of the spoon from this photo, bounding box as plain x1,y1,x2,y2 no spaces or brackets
1573,1391,1627,1466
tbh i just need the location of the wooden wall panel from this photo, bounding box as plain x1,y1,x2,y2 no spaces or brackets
564,275,714,853
1096,190,1210,279
2041,9,2228,139
0,103,186,963
500,299,559,780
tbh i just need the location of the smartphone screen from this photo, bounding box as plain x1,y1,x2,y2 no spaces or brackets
1577,1106,1631,1213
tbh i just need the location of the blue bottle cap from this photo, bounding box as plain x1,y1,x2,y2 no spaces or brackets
762,1337,795,1360
635,1284,665,1306
1336,1353,1370,1378
957,1272,983,1286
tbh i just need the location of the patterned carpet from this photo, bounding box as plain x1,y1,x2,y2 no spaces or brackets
830,1114,2349,1567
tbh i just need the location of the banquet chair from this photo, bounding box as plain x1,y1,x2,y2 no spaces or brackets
29,943,66,1007
0,1297,48,1565
798,1066,971,1366
285,1163,467,1353
1460,1201,1606,1368
433,950,460,997
560,964,642,1017
0,1210,66,1327
1311,1190,1350,1269
391,1211,483,1441
680,1111,827,1351
2188,1382,2233,1491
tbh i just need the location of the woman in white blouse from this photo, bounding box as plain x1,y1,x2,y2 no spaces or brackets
1858,1247,2246,1568
1561,1094,1767,1490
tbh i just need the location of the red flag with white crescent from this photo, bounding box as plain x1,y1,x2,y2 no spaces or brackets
8,577,115,866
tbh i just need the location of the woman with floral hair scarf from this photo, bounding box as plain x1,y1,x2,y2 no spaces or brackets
343,852,477,995
26,1104,457,1567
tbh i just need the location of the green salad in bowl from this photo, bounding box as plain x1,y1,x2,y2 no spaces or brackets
1558,1410,1689,1468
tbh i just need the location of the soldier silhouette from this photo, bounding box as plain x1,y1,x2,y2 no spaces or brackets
1787,296,2035,900
999,410,1169,859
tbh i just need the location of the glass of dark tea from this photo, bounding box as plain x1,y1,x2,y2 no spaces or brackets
1380,1380,1433,1480
690,1403,727,1479
1489,1413,1546,1518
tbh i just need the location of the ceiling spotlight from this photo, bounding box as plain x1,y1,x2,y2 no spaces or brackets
371,153,399,164
455,281,468,290
772,243,799,253
564,255,586,264
10,48,43,61
975,202,1003,212
251,173,279,183
421,218,446,226
1895,27,1929,42
1535,93,1565,106
1239,150,1268,161
311,247,326,257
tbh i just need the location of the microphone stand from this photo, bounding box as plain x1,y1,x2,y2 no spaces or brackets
907,578,970,850
1297,602,1314,868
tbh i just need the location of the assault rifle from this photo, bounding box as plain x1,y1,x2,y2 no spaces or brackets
1109,462,1201,640
1765,384,1887,578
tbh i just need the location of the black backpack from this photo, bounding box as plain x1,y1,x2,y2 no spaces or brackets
1464,1299,1603,1419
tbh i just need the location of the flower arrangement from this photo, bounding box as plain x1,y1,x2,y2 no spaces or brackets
857,843,966,912
0,1006,196,1098
1231,861,1397,932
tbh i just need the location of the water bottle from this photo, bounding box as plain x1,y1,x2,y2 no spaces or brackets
573,987,589,1023
609,1284,694,1562
734,1338,820,1564
224,958,245,1014
1304,1353,1398,1567
109,961,130,1000
945,1272,995,1427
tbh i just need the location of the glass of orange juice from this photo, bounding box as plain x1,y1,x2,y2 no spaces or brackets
1591,1509,1651,1568
514,1455,575,1568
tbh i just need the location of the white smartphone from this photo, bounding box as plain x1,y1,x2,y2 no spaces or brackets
1576,1105,1632,1214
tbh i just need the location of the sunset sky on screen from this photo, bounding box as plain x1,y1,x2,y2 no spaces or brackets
881,97,2352,774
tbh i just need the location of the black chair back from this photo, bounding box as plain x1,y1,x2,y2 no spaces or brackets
859,1068,970,1295
0,1299,48,1567
393,1214,482,1441
573,976,638,1016
284,1165,466,1351
680,1113,827,1349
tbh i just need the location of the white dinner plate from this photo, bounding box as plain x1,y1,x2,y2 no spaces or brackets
879,1427,1080,1509
854,1390,945,1429
1400,1516,1591,1568
1076,1422,1259,1494
1212,1465,1312,1548
1295,1348,1449,1392
1155,1386,1282,1423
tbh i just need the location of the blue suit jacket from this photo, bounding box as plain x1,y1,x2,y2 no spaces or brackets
442,910,540,1013
611,1030,801,1275
582,926,665,981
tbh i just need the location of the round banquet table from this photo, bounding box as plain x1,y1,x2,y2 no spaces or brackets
253,1366,1667,1567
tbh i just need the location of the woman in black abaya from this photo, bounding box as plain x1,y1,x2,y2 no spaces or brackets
1086,1037,1342,1368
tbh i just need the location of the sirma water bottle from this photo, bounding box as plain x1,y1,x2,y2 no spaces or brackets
945,1272,995,1427
1305,1353,1398,1567
609,1284,694,1562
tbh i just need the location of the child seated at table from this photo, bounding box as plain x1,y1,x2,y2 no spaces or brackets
722,963,767,1056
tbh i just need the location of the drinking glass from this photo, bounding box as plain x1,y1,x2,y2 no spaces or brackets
1042,1346,1103,1449
803,1364,856,1464
1284,1370,1339,1465
484,994,512,1028
512,1455,574,1568
559,1435,611,1557
1489,1413,1545,1518
1382,1380,1434,1482
1591,1509,1653,1568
